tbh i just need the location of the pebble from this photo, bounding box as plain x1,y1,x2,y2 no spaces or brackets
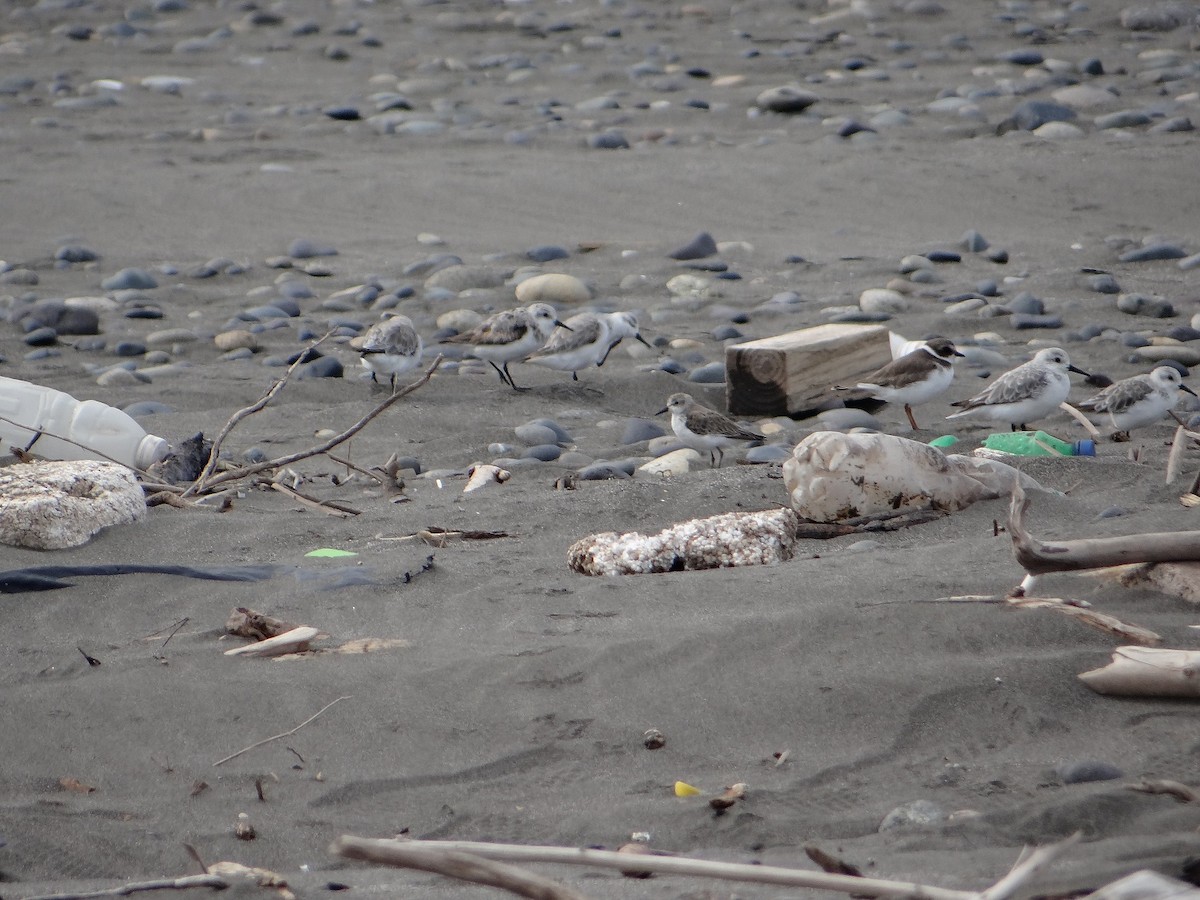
960,230,989,252
522,444,562,462
637,449,697,475
587,131,629,150
287,238,338,259
860,288,909,315
1084,273,1121,294
1118,243,1187,263
711,325,743,342
816,408,883,430
879,799,945,832
1098,506,1129,519
1055,760,1123,784
576,463,631,480
1008,99,1077,131
756,85,819,113
744,444,791,464
1011,314,1063,330
530,418,573,443
514,273,591,304
56,244,100,263
23,327,57,346
113,341,146,357
425,265,507,293
1135,345,1200,365
526,245,569,263
146,328,199,347
122,401,173,417
1166,326,1200,342
97,367,149,387
1117,293,1175,317
214,330,258,352
622,418,666,444
668,232,719,261
101,268,158,291
437,309,483,333
297,356,343,379
687,362,725,383
1096,110,1152,130
514,423,560,446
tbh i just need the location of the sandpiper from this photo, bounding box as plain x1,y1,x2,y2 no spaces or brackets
442,302,567,391
359,314,423,390
1077,366,1196,440
657,392,763,468
947,347,1090,431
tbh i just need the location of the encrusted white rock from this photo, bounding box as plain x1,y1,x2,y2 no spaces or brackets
0,460,145,550
567,508,799,576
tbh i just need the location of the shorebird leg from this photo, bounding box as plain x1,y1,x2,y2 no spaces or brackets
488,361,512,387
502,363,530,392
904,403,919,431
714,447,724,468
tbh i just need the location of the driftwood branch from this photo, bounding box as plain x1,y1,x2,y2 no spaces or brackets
184,330,334,496
978,832,1080,900
1078,647,1200,697
213,695,350,767
1008,483,1200,592
18,874,228,900
331,836,1079,900
333,841,590,900
186,355,442,497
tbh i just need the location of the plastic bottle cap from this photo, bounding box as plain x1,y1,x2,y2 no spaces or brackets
136,435,170,469
1074,439,1096,457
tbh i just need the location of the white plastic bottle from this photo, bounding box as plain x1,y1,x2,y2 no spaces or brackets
0,375,169,470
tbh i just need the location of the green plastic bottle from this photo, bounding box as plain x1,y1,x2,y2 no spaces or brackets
981,430,1096,457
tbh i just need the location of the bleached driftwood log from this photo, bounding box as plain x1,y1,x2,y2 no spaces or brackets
1079,647,1200,698
567,508,798,576
1008,483,1200,595
0,460,145,550
330,834,1081,900
1115,561,1200,604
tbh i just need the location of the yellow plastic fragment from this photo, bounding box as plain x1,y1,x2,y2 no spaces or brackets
673,781,701,797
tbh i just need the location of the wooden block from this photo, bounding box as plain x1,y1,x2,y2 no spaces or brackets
725,324,892,416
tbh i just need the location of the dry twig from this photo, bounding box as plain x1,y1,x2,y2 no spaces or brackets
186,354,442,497
18,874,228,900
213,696,349,767
185,330,334,496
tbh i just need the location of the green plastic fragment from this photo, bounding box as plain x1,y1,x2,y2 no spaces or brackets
305,548,359,558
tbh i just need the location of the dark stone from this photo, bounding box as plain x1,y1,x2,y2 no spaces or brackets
668,231,719,261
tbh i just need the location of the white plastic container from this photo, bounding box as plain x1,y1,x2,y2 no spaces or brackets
0,375,169,470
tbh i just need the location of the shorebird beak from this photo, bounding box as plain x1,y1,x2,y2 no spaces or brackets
635,333,653,349
1182,383,1198,397
1067,364,1091,377
555,320,573,332
655,406,668,416
952,349,966,357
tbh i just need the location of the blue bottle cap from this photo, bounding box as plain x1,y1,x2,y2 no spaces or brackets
1073,439,1096,457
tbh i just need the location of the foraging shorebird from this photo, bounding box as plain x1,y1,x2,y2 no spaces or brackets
657,392,763,468
527,311,652,380
836,337,964,430
359,314,423,390
1077,366,1196,441
947,347,1090,431
442,302,567,391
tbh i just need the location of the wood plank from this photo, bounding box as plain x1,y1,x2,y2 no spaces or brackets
725,324,892,416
